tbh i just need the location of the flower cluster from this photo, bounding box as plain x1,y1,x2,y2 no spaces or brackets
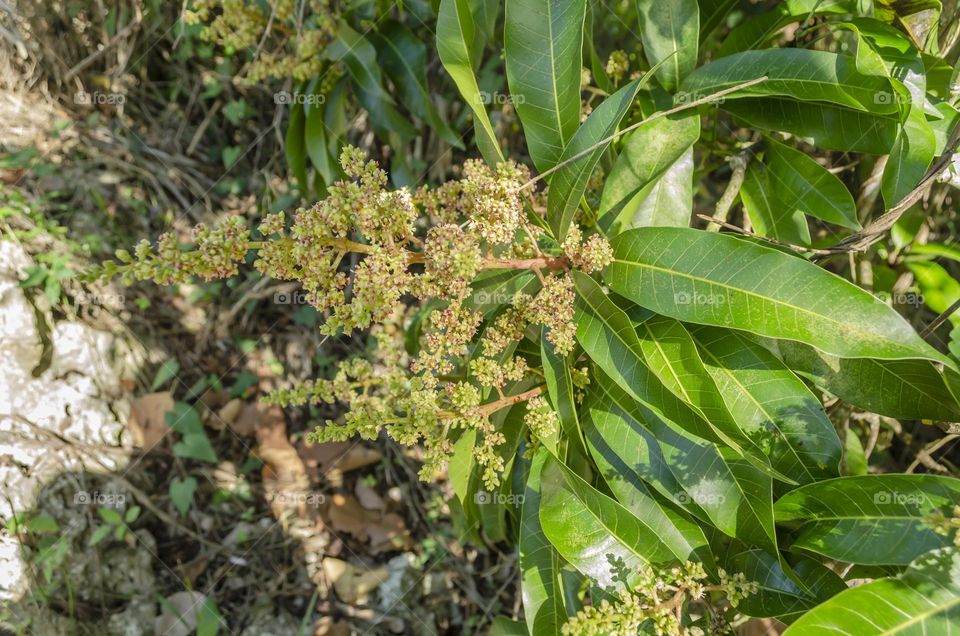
562,562,757,636
605,50,630,84
184,0,335,82
101,147,616,487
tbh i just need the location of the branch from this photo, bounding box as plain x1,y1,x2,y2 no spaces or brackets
515,76,770,192
816,122,960,259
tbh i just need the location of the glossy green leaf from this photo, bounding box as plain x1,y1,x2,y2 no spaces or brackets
587,370,778,552
547,78,644,240
883,108,937,207
304,97,335,185
572,271,726,447
775,475,960,565
605,227,949,363
697,0,738,39
539,453,705,590
328,24,417,140
520,449,570,635
729,549,847,621
607,148,695,235
634,315,766,462
784,547,960,634
505,0,585,171
689,327,842,484
752,138,860,232
775,339,960,421
741,160,811,245
717,0,861,56
635,0,699,91
541,326,588,459
375,22,464,149
285,104,308,192
723,97,899,154
680,49,899,114
599,110,699,228
437,0,505,165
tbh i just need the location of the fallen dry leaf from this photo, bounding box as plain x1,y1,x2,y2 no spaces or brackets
229,402,262,437
298,440,383,478
327,494,412,554
127,391,174,449
322,557,388,605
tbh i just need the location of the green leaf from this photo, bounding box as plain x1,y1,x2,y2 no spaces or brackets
541,326,588,459
150,358,180,391
723,97,899,154
504,0,585,171
599,107,699,227
304,96,335,186
547,77,644,240
488,616,529,635
539,453,705,591
328,23,417,140
605,227,949,363
741,159,811,246
689,327,842,484
375,22,464,149
717,0,861,56
634,315,769,464
775,339,960,421
697,0,738,39
572,271,726,448
783,547,960,634
587,370,778,552
25,513,60,534
636,0,699,91
680,49,899,114
746,138,861,238
438,0,505,165
169,477,198,517
774,474,960,565
285,103,308,192
97,507,123,525
882,108,936,207
173,432,218,464
520,449,570,635
729,549,846,621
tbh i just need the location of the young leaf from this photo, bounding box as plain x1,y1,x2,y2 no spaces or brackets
547,78,644,240
437,0,505,166
635,0,699,91
169,477,197,517
304,97,335,186
774,474,960,565
285,98,308,192
783,548,960,634
504,0,585,171
605,227,950,363
680,49,899,114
